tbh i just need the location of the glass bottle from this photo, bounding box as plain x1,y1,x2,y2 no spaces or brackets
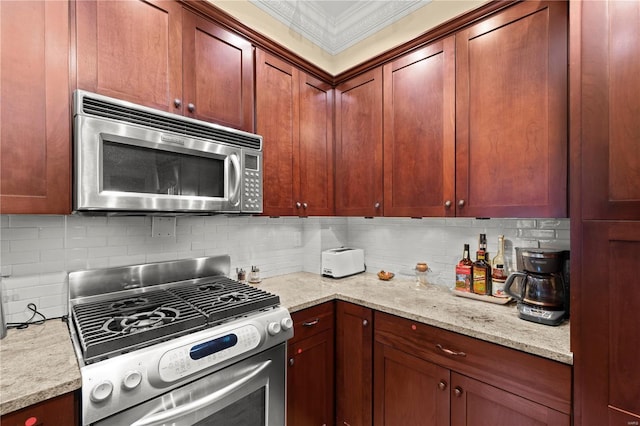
491,235,508,297
472,234,491,295
455,244,473,292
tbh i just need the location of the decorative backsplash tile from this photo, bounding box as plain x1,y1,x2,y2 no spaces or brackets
0,214,569,323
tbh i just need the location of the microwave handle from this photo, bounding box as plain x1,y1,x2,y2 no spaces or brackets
130,360,272,426
229,153,241,207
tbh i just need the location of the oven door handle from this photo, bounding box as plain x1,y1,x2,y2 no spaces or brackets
130,359,272,426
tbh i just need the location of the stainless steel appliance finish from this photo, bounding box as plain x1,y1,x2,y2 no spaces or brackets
68,255,292,425
73,90,263,214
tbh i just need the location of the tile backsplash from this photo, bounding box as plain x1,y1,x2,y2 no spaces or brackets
0,214,568,323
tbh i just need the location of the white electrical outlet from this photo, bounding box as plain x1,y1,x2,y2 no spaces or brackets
293,231,302,247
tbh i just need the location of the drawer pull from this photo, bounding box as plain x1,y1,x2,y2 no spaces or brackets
436,343,466,357
302,318,320,327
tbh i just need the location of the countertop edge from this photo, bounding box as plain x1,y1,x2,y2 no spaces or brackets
0,378,81,416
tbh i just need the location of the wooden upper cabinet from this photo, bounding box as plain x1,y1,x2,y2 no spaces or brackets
182,9,254,131
383,36,455,217
580,0,640,220
75,0,183,113
455,0,568,218
76,1,254,131
335,68,384,216
256,49,334,216
0,0,71,214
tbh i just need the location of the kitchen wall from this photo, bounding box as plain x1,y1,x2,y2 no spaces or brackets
0,214,568,323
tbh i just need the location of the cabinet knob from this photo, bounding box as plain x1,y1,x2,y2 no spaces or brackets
174,98,181,108
444,200,452,208
458,199,465,207
187,103,195,112
296,202,302,209
454,387,463,397
374,202,381,209
288,358,294,366
302,202,308,209
362,319,369,326
438,380,447,391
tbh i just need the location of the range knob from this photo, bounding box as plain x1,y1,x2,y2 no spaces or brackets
280,317,293,331
122,370,143,390
90,380,114,402
267,322,281,336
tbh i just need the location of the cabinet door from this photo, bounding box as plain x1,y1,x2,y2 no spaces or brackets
76,0,183,113
335,68,384,216
299,73,334,216
0,392,77,426
256,49,299,216
450,373,569,426
0,0,71,214
383,36,455,217
373,343,450,426
455,0,568,218
336,302,372,426
182,9,254,131
580,0,640,220
578,221,640,424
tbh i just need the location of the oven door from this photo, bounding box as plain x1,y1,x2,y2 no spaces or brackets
74,114,242,214
95,344,286,426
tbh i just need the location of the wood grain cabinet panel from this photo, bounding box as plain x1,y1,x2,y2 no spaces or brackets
0,392,77,426
256,49,334,216
335,68,384,216
0,0,71,214
383,36,455,217
580,0,640,220
336,301,373,426
287,303,335,426
455,0,568,218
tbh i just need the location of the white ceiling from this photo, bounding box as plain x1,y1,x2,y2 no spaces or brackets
249,0,431,55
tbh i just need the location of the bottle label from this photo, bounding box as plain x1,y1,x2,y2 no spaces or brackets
473,268,488,294
455,265,472,292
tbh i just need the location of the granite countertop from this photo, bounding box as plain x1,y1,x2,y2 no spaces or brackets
0,319,81,416
258,272,573,365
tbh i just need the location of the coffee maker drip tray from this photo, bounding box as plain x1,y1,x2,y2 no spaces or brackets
517,302,566,326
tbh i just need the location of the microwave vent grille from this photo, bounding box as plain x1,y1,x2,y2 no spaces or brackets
81,96,261,151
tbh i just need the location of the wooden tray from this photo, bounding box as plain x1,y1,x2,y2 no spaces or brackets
451,289,513,305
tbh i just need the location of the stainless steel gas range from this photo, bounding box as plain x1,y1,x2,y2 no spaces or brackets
67,255,293,426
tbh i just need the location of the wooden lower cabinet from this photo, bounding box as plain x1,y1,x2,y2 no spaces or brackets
0,392,77,426
287,302,335,426
336,302,373,426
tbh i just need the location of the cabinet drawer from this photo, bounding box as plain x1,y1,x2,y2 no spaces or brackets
374,311,571,415
290,302,335,343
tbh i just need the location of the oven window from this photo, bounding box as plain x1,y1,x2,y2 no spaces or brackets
102,141,224,197
193,388,265,426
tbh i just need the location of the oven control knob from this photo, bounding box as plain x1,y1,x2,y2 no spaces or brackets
90,380,114,402
280,317,293,330
122,370,143,390
267,322,281,336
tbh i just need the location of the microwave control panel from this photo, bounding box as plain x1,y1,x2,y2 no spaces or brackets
242,153,262,212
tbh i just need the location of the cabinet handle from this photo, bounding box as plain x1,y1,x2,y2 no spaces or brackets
174,98,182,108
343,422,351,426
438,380,447,391
296,202,302,209
302,318,319,327
454,387,463,397
302,202,308,209
288,358,294,366
188,103,195,112
458,199,465,207
362,319,368,326
444,200,452,208
374,202,381,209
436,343,466,357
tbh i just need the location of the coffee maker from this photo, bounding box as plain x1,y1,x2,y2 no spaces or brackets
504,248,570,326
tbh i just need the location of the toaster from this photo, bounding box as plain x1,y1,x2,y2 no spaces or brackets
321,248,365,278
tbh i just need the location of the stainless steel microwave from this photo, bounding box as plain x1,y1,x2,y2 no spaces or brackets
73,90,262,214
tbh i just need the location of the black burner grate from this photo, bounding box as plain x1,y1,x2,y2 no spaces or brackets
168,277,280,324
72,289,206,362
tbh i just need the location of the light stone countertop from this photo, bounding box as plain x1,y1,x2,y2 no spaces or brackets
0,319,81,416
258,271,573,365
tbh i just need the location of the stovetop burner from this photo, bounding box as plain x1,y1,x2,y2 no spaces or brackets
102,306,180,335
